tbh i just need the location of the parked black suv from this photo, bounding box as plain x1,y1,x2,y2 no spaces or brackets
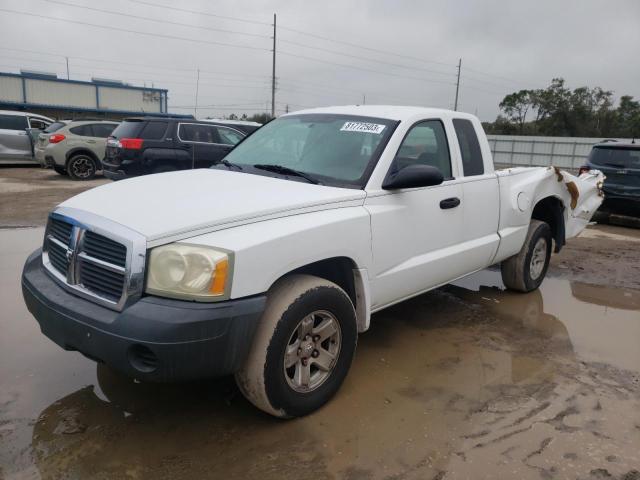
102,117,259,180
580,141,640,216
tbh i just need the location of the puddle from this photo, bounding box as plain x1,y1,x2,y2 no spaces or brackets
1,228,639,480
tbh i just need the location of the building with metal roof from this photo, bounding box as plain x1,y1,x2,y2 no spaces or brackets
0,70,169,120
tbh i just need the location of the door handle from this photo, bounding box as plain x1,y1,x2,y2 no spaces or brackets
439,197,461,209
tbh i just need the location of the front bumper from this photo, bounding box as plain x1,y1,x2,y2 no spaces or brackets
22,249,266,382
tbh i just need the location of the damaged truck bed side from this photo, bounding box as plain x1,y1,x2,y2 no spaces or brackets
21,105,603,418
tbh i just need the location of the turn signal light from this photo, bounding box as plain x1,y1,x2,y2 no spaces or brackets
49,134,66,144
120,138,144,150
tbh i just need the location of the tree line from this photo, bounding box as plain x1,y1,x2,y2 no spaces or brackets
483,78,640,138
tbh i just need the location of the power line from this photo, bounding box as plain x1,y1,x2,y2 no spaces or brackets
277,26,455,68
44,0,270,40
279,50,456,86
127,0,271,26
124,0,459,71
278,39,455,77
0,8,270,53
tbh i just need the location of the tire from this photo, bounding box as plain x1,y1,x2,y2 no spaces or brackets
501,220,552,293
235,274,357,418
67,154,97,180
151,164,177,174
53,165,67,176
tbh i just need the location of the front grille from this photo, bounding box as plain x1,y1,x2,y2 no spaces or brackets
47,239,68,275
49,217,73,244
43,216,129,306
78,258,125,301
83,230,127,267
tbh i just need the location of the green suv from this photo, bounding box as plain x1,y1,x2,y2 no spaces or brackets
35,120,118,180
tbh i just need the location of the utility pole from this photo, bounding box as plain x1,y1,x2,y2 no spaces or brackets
65,57,70,80
454,58,461,111
271,13,276,119
194,68,200,118
362,94,366,105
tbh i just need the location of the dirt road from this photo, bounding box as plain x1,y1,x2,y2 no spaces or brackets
0,168,639,480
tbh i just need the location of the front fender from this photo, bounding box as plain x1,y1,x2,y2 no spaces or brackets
179,206,373,300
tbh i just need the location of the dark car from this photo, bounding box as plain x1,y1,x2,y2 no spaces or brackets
102,117,255,180
580,142,640,216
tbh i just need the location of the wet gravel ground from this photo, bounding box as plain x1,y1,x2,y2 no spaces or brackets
1,167,639,480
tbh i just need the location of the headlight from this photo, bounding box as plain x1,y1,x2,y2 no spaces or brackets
146,244,231,301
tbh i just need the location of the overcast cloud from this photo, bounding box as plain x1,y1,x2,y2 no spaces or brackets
0,0,638,120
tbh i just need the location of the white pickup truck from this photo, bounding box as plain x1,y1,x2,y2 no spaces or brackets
22,106,603,418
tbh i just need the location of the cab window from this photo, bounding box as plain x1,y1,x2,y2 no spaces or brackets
394,120,452,179
453,118,484,176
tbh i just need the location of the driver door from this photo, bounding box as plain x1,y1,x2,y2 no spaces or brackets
366,119,467,310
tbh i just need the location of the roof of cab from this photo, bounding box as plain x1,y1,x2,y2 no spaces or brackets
282,105,477,122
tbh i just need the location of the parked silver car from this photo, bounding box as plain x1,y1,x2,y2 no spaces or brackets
0,110,54,164
35,120,119,180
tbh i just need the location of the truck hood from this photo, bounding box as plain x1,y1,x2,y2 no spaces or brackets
60,169,366,244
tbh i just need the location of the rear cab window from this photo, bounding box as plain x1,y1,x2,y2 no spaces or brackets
0,114,28,130
453,118,484,176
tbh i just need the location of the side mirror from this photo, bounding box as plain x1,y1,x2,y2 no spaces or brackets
382,164,444,190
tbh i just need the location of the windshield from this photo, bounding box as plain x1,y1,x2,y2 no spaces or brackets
222,114,397,187
589,146,640,169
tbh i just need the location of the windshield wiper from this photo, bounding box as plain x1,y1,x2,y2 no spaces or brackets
253,164,320,184
219,159,243,170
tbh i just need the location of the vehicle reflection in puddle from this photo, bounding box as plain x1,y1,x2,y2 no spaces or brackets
1,228,639,479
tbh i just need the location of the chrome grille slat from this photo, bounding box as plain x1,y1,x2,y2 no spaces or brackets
83,231,127,267
49,218,73,244
47,240,68,274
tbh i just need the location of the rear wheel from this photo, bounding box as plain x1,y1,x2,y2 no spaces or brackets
67,154,97,180
501,220,552,292
235,274,357,418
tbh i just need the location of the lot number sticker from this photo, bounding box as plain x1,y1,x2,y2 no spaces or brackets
340,122,386,134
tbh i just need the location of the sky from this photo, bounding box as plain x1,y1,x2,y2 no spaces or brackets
0,0,638,121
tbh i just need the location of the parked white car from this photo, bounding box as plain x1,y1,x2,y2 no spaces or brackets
22,106,603,417
0,110,54,164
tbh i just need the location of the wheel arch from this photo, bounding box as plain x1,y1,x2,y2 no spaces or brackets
65,148,100,167
270,256,371,333
531,195,565,253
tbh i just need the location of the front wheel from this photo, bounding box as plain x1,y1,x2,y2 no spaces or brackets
67,154,97,180
501,220,552,292
235,274,357,418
